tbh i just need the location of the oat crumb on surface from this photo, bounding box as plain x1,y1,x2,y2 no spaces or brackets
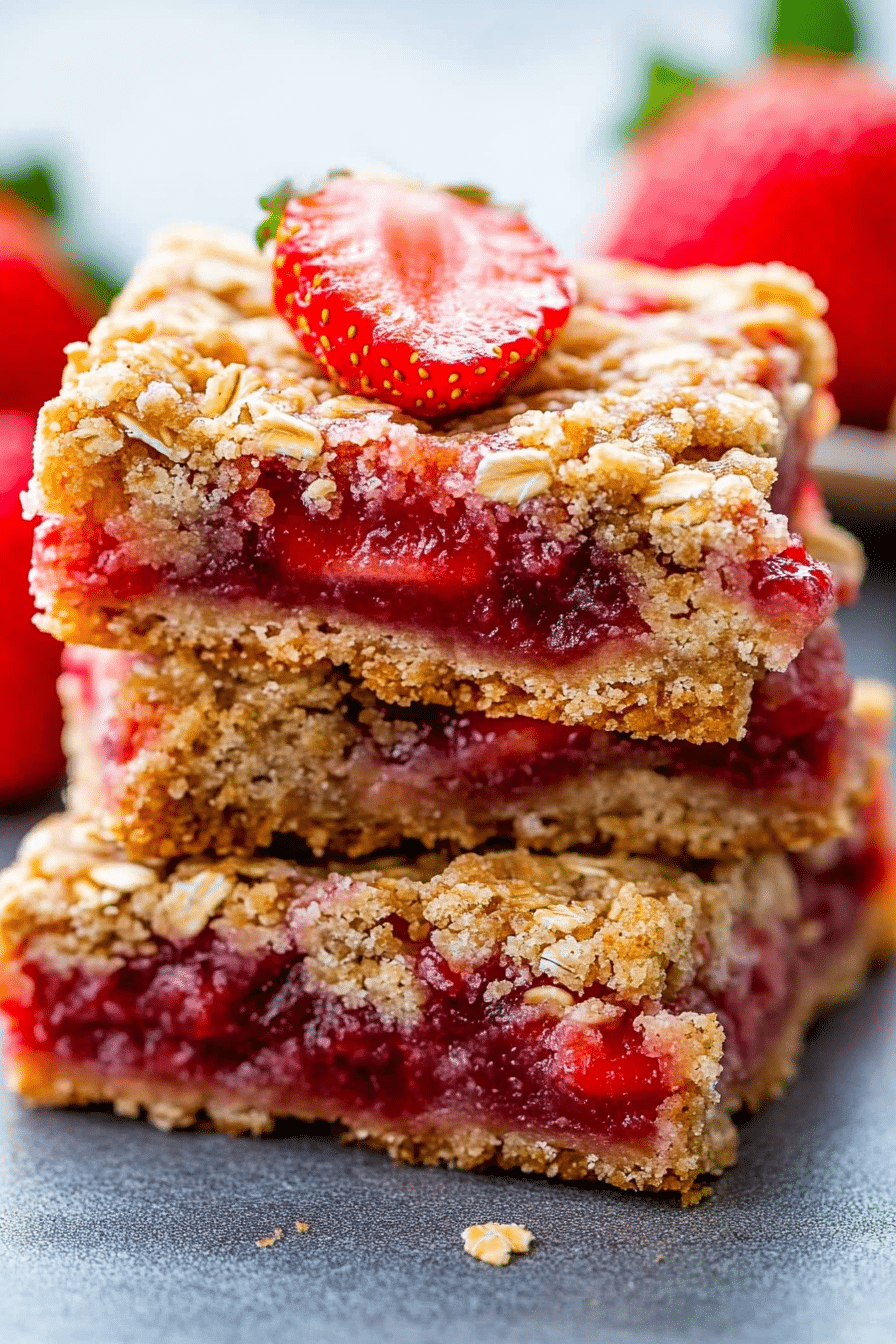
294,1222,310,1233
255,1227,284,1248
462,1222,534,1266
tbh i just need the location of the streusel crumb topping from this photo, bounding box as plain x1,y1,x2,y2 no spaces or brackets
29,225,832,569
1,814,801,1023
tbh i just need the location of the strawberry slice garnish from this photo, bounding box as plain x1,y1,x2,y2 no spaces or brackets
267,175,576,417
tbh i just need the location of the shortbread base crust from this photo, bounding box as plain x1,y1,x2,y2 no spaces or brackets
5,912,880,1199
6,1048,732,1197
73,755,870,864
41,587,797,743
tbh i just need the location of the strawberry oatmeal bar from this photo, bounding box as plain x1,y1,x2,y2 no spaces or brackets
27,188,840,743
1,716,893,1200
5,174,893,1206
61,626,873,862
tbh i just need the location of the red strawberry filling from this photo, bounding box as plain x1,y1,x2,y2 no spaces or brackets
34,435,834,670
0,816,881,1149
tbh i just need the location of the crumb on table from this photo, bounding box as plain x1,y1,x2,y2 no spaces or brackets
462,1222,534,1266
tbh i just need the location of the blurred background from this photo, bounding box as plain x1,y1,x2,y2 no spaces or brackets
2,0,896,269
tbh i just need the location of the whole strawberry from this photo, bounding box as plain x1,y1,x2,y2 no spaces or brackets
0,411,64,802
0,190,98,411
266,175,575,417
599,48,896,428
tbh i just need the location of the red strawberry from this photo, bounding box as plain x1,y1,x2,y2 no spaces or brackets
271,176,575,417
0,191,98,412
598,59,896,429
0,411,64,802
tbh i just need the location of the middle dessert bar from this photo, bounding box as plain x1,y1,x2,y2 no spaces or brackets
62,626,874,861
29,226,839,743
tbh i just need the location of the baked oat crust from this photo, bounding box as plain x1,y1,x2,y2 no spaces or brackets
28,227,837,742
0,812,803,997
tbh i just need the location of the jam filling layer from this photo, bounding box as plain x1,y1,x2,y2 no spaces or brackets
1,830,875,1149
35,432,833,667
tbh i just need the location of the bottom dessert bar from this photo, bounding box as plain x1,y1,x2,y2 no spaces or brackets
1,766,893,1200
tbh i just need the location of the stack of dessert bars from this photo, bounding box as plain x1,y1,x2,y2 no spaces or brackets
1,226,893,1201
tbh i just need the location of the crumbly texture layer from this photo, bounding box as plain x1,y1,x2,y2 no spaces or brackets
30,225,834,525
0,812,805,998
44,587,797,743
61,646,874,861
28,226,837,742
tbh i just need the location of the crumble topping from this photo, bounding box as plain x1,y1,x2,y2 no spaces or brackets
29,224,832,573
462,1222,534,1265
0,814,807,1021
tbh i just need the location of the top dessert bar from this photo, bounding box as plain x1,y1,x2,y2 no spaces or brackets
28,226,838,742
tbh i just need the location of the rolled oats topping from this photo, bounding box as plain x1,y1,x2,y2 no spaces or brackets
32,226,833,534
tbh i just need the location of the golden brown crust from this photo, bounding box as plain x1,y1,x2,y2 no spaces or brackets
28,226,837,743
5,1042,735,1197
44,588,793,745
61,646,872,862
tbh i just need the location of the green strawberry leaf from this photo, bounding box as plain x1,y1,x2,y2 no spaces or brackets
0,161,63,221
256,178,297,248
769,0,861,56
79,256,126,312
256,172,359,247
619,56,709,139
443,184,492,205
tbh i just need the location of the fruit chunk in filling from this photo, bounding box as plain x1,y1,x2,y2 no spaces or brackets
0,820,879,1150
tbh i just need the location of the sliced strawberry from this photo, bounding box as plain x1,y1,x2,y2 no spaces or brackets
271,176,575,417
553,1022,666,1101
